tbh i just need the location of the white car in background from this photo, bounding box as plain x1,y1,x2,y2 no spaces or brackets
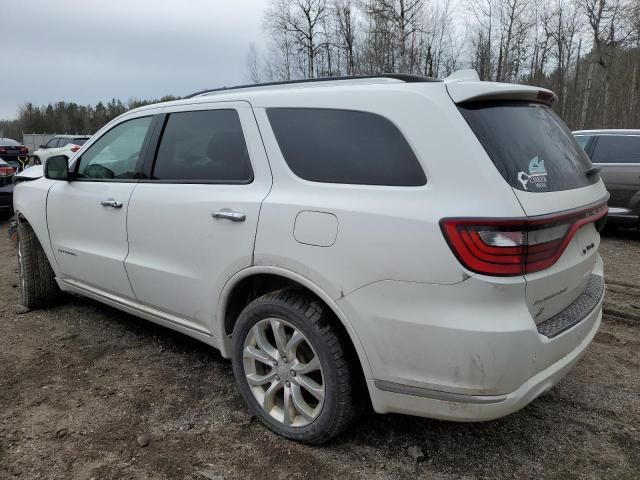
31,135,91,165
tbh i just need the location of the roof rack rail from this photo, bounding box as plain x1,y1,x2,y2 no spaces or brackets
185,73,440,98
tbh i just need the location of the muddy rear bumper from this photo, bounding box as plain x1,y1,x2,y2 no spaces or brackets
368,297,602,421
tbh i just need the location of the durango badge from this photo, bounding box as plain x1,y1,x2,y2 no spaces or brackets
517,156,548,190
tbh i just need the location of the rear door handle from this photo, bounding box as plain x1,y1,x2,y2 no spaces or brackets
212,209,246,222
101,199,123,208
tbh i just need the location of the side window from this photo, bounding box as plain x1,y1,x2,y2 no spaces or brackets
574,135,591,150
58,138,70,147
45,138,59,148
267,108,426,186
76,116,153,180
151,109,253,182
592,135,640,164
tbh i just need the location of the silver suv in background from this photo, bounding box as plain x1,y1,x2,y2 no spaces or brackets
574,130,640,226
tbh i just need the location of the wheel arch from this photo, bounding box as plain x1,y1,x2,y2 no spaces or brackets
14,208,60,277
216,266,374,382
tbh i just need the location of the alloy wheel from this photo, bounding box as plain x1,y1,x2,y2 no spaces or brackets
242,317,325,427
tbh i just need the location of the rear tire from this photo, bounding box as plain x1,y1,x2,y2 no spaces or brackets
17,222,60,309
231,288,359,444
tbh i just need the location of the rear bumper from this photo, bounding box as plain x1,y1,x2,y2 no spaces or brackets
338,256,604,421
368,304,601,421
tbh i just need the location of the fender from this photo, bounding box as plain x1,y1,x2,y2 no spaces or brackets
216,265,374,380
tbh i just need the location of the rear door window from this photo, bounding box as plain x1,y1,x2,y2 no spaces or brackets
591,135,640,164
267,108,426,186
151,109,253,183
459,102,596,192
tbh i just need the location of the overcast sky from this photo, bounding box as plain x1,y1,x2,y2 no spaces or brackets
0,0,269,119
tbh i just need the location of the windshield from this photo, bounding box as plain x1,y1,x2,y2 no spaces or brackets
459,102,597,192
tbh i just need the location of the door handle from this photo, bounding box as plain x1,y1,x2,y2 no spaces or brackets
100,199,123,208
211,209,246,222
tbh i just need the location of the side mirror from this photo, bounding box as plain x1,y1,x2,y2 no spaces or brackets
39,144,45,149
44,155,69,180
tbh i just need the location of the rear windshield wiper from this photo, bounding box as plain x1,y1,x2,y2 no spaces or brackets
585,166,601,177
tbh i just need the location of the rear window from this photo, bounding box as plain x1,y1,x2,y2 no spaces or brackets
459,102,596,192
591,135,640,164
0,139,20,146
267,108,426,186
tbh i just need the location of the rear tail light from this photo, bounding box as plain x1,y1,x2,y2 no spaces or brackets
0,147,5,154
19,147,28,154
0,166,16,176
70,144,81,152
440,201,608,276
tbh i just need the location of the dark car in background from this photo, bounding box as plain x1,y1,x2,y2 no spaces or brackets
574,130,640,227
0,138,29,172
0,159,16,218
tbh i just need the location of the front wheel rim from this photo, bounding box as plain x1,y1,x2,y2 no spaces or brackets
243,317,325,427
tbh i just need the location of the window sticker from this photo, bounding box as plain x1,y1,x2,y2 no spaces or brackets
517,156,548,191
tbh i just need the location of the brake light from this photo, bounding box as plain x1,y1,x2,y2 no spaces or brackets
0,148,5,154
0,166,15,176
19,147,28,154
440,201,608,276
70,144,81,152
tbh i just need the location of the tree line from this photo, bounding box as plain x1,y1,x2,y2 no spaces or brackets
249,0,640,129
0,96,178,142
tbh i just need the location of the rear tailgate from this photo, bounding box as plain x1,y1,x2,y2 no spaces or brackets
515,185,607,323
451,83,607,324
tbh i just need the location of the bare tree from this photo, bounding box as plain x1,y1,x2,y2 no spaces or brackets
245,44,263,83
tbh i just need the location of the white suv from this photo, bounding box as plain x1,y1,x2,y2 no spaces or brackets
31,135,91,165
13,71,608,444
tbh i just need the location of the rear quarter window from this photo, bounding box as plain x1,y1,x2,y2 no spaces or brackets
267,108,426,186
459,102,596,192
591,135,640,164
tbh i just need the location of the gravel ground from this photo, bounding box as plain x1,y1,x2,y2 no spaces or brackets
0,220,639,480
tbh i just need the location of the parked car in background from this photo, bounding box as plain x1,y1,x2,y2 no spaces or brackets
574,130,640,226
13,72,608,443
0,138,29,172
31,135,91,165
0,159,16,218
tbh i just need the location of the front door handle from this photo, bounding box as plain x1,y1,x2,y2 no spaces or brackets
212,209,246,222
101,199,123,208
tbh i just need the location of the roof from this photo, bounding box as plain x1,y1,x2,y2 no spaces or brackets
121,69,557,117
573,129,640,135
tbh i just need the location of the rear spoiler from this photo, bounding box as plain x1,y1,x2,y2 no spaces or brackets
444,70,557,106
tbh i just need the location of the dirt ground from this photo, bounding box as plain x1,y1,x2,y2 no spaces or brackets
0,221,638,480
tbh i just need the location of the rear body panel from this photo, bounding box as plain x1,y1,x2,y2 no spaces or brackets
513,183,608,323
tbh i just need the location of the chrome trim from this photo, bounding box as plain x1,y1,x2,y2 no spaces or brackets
100,199,123,208
212,209,246,222
374,380,508,404
608,207,633,215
